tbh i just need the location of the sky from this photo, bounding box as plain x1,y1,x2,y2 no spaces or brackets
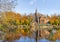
14,0,60,16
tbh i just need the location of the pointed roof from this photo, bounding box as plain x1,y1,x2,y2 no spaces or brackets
35,9,38,23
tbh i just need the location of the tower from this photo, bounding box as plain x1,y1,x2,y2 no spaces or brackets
35,9,38,23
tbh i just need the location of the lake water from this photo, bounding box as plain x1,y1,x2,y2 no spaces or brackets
15,37,60,42
0,37,60,42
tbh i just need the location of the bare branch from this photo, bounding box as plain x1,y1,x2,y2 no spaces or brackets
0,0,17,12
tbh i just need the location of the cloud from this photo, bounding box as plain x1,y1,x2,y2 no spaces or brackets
29,0,36,5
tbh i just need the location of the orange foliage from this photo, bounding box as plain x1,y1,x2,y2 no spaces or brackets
5,33,21,40
21,29,27,36
53,30,60,40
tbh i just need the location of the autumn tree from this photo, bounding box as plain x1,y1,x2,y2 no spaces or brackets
49,15,59,25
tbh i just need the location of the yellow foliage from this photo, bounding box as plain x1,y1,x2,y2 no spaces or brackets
53,30,60,40
21,29,27,36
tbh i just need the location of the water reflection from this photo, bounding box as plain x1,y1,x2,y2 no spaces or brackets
0,40,2,42
38,39,49,42
15,36,36,42
14,37,60,42
56,40,60,42
0,37,60,42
